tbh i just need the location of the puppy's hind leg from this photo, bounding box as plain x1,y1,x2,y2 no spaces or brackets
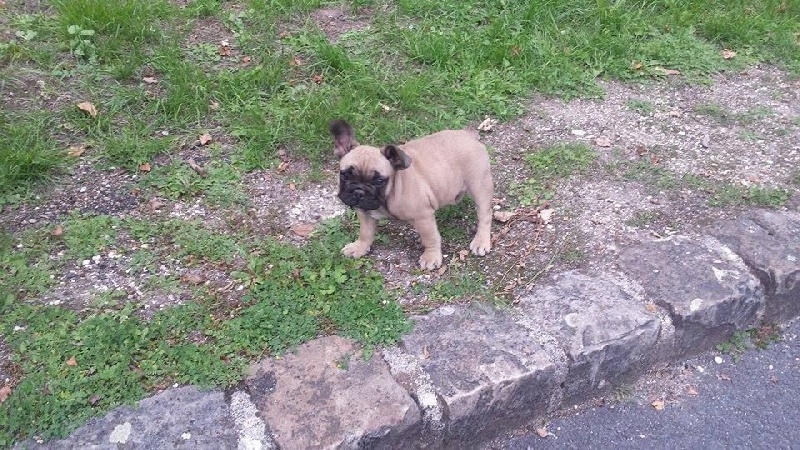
468,174,493,256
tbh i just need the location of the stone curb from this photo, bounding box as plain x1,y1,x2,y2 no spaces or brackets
18,209,799,449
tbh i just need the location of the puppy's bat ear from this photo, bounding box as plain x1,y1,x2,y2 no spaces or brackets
381,145,412,170
329,120,358,158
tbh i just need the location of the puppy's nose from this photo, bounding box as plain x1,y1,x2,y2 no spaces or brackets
353,188,365,197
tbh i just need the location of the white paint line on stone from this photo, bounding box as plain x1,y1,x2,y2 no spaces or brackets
109,422,132,444
230,390,271,450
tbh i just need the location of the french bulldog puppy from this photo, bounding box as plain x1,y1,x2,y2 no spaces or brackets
330,119,493,269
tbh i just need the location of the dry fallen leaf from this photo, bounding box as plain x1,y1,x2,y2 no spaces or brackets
288,182,296,191
290,223,315,238
242,56,252,64
219,45,231,57
721,49,737,60
66,356,78,367
186,158,207,176
436,264,448,276
149,198,165,210
421,346,430,359
279,30,291,39
142,77,158,84
290,56,304,66
67,145,86,157
631,60,643,70
635,144,648,156
645,302,658,313
277,161,289,173
139,162,151,173
477,116,497,132
538,208,554,225
668,109,683,118
654,67,681,76
51,225,63,237
493,210,515,223
687,386,699,396
199,133,212,146
0,385,11,404
312,74,324,84
209,100,220,111
595,136,612,147
458,249,469,261
651,399,665,410
76,101,98,118
535,427,550,438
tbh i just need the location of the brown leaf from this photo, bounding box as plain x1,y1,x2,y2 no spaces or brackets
67,145,86,157
0,385,11,404
538,208,554,225
458,249,469,261
654,67,681,76
595,136,613,147
650,154,660,165
219,41,231,57
721,49,737,60
242,56,252,64
277,161,289,173
635,144,648,156
493,210,515,223
142,77,158,84
687,386,699,396
436,264,448,276
198,133,213,146
288,183,296,191
139,162,151,173
312,74,324,84
51,225,63,237
290,56,304,66
651,399,665,410
66,356,78,367
149,197,165,210
182,272,205,285
186,158,207,177
290,223,315,238
421,346,430,359
477,116,497,132
76,101,98,117
535,427,550,438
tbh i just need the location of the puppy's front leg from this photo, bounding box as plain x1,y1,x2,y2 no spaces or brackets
342,209,377,258
412,215,443,270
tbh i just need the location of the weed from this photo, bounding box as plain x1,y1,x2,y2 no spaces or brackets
143,160,247,206
627,99,656,115
0,112,64,199
513,143,596,206
716,325,782,362
625,210,663,228
61,214,121,261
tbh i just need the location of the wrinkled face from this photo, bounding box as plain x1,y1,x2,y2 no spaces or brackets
338,146,393,210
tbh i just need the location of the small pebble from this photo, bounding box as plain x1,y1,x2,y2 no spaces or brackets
714,356,723,364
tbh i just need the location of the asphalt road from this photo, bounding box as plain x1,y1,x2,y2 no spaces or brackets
491,320,800,450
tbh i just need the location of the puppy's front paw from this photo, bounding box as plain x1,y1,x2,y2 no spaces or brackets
342,241,371,259
418,250,443,270
469,234,492,256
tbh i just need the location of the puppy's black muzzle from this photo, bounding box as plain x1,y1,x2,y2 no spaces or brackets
339,185,382,210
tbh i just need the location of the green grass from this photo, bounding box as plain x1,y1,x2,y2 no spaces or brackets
0,112,64,202
0,216,410,446
513,142,597,206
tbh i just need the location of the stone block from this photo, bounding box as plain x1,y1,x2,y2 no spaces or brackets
17,386,240,450
515,271,661,403
710,210,800,323
397,303,559,445
619,235,764,357
245,336,420,450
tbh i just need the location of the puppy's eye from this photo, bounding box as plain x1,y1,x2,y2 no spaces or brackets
340,170,351,180
373,177,387,186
